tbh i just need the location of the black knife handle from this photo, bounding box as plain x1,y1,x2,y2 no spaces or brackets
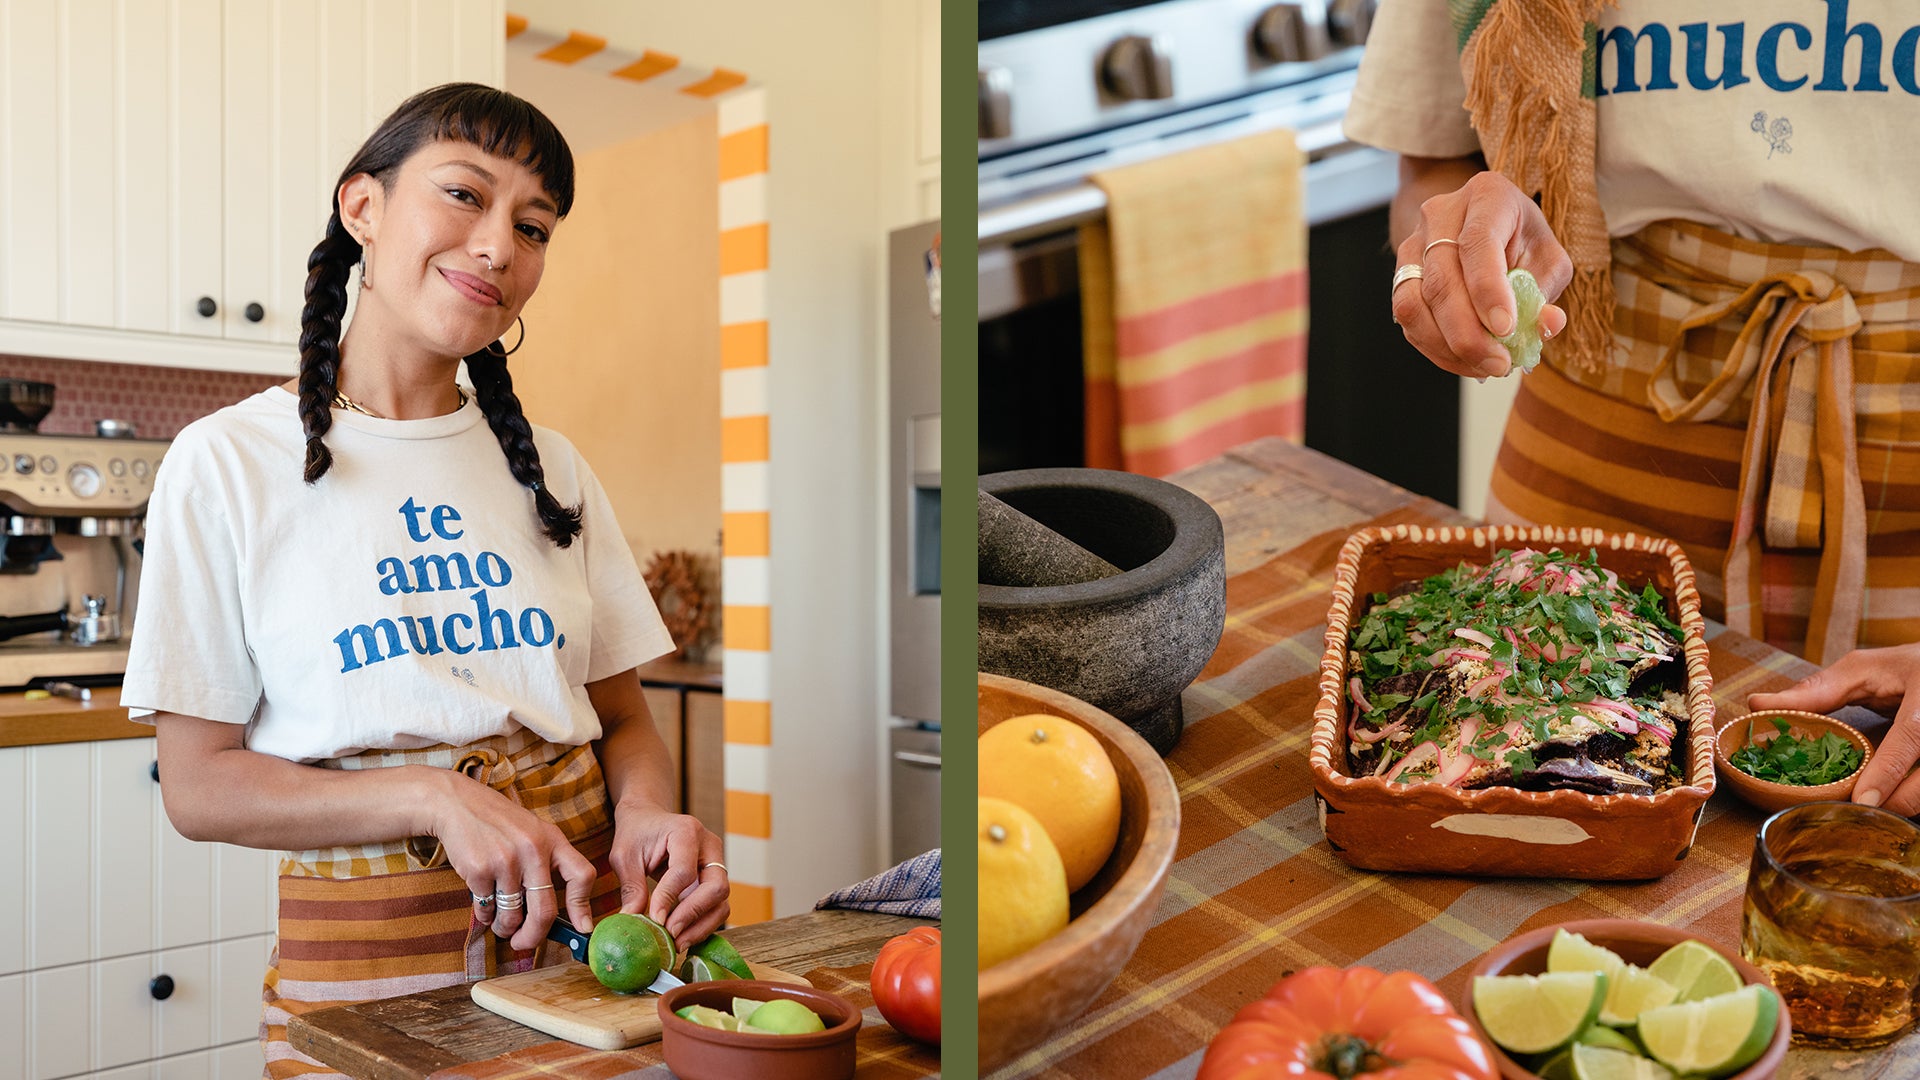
548,919,589,964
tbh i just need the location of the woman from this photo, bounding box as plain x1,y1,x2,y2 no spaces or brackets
120,83,726,1072
1345,3,1920,812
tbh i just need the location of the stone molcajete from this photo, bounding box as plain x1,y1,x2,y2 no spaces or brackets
977,468,1226,755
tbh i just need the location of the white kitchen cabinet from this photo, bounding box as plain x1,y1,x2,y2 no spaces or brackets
0,742,277,1077
0,0,505,374
879,0,943,231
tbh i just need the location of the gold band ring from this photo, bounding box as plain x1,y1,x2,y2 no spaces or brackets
1422,237,1461,258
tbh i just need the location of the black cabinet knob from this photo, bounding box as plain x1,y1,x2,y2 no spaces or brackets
150,760,159,783
244,303,265,323
150,974,174,1000
196,297,217,318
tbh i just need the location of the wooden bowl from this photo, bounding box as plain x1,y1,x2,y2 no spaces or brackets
977,673,1181,1073
1309,524,1717,879
1714,710,1873,814
657,980,861,1080
1466,919,1791,1080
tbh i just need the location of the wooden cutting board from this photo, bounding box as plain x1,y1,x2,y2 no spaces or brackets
470,961,811,1050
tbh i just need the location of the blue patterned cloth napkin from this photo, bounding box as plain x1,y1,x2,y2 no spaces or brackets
814,848,941,920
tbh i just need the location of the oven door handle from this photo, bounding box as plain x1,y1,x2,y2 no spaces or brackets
979,127,1394,248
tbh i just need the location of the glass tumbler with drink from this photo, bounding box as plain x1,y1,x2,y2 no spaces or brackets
1741,801,1920,1047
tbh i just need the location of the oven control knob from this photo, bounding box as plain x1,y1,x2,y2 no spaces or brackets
1101,34,1175,102
67,463,101,499
1328,0,1377,46
1253,4,1329,63
979,64,1014,140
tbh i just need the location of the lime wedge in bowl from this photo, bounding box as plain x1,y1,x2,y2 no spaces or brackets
1473,970,1608,1055
1646,939,1743,1004
1572,1043,1674,1080
1636,984,1779,1077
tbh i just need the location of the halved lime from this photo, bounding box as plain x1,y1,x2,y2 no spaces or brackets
1646,940,1742,1004
1637,985,1778,1077
1598,965,1679,1026
1499,268,1548,373
1578,1026,1645,1054
1572,1043,1674,1080
731,996,763,1024
689,932,754,979
1474,971,1609,1055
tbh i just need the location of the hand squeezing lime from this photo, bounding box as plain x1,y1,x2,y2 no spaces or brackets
1498,268,1548,373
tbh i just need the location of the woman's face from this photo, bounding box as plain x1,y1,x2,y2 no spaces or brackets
346,139,560,358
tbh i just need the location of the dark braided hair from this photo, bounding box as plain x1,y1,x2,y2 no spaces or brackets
298,82,583,548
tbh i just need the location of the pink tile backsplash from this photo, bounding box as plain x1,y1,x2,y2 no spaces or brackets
1,355,283,439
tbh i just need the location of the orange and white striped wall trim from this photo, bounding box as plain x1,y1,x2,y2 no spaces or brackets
507,16,775,925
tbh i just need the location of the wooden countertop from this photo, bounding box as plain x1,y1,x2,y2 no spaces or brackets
636,655,723,691
0,685,148,748
288,909,936,1078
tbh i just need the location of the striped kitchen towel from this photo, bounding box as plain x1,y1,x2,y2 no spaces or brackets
1081,128,1307,476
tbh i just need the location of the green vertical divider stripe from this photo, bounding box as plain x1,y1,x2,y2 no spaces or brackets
940,1,980,1077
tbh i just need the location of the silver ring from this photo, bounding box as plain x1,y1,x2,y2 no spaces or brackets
524,884,555,892
1422,237,1461,259
494,891,526,910
702,862,728,874
1391,263,1425,293
480,253,495,271
472,893,494,906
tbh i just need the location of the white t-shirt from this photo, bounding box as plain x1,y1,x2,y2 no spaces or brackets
121,388,675,762
1346,0,1920,261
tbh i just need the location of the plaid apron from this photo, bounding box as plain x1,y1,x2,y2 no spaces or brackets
1488,219,1920,664
261,731,624,1078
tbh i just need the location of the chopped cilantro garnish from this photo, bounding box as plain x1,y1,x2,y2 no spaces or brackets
1728,718,1863,786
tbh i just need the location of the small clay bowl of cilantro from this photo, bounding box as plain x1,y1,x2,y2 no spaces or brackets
1713,710,1874,814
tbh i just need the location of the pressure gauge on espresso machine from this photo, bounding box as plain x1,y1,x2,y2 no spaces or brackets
67,462,101,499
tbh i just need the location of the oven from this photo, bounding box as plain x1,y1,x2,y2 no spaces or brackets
978,0,1460,505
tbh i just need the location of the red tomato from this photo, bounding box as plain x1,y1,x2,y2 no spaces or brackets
1197,967,1496,1080
871,926,941,1045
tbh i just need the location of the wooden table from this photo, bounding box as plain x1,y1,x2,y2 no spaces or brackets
288,909,936,1078
986,437,1910,1080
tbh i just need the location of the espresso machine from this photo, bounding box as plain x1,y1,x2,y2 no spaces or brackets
0,378,168,690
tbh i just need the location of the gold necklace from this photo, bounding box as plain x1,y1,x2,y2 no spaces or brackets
330,387,468,419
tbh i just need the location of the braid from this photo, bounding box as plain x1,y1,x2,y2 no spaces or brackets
466,347,583,548
297,214,358,483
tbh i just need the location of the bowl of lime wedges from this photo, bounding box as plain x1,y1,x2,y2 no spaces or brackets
658,980,861,1080
1465,920,1790,1080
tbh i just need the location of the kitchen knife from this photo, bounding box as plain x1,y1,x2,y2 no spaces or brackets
546,917,686,994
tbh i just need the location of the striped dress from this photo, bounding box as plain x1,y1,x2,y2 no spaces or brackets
263,729,625,1077
1488,219,1920,664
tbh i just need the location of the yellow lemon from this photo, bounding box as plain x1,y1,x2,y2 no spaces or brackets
979,714,1121,893
978,796,1069,970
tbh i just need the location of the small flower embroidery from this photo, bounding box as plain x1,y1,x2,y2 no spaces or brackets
1752,111,1793,157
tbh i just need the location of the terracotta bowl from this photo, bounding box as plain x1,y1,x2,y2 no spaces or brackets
657,980,861,1080
1309,525,1717,879
977,673,1182,1073
1464,919,1791,1080
1714,710,1874,814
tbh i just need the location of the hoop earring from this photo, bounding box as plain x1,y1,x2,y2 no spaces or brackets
498,316,525,356
358,239,372,291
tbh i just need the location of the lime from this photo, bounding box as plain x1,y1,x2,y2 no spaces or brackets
1499,268,1547,373
1636,985,1778,1077
1474,971,1609,1055
744,998,826,1034
679,955,743,983
1598,965,1679,1027
731,996,764,1024
586,912,677,994
1572,1044,1674,1080
1578,1026,1645,1054
688,932,754,979
1536,1048,1577,1080
1646,940,1743,1004
677,1004,740,1031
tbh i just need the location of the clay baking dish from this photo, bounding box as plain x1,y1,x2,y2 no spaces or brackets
1464,919,1790,1080
1309,524,1717,879
1715,709,1874,814
657,980,861,1080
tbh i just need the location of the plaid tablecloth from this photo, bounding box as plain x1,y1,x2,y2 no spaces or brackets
424,963,939,1080
987,500,1909,1080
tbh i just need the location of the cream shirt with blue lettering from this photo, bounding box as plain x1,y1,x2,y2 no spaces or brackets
121,387,674,763
1347,0,1920,260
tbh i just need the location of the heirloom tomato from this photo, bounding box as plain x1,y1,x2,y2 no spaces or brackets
1197,966,1495,1080
871,926,941,1044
